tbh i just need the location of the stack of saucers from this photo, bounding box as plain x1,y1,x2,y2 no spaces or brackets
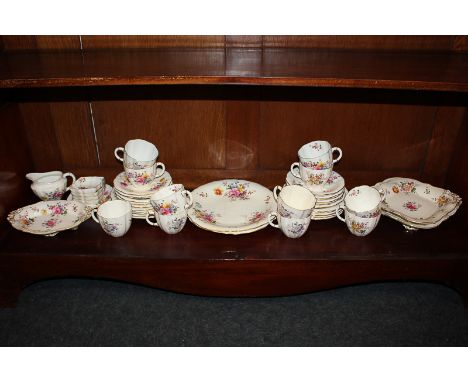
286,170,347,220
112,171,173,219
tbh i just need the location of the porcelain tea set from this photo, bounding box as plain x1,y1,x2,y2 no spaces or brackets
8,138,462,238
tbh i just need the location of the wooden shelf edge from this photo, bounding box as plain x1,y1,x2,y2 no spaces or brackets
1,48,467,92
2,77,468,92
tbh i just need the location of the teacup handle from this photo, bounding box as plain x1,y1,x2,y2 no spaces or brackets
145,210,159,226
336,207,346,222
64,172,76,191
114,147,125,162
273,185,282,202
268,211,280,229
290,162,301,179
332,147,343,164
155,162,166,178
91,209,100,224
182,190,193,210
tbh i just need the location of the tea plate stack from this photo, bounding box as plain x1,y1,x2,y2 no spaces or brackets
286,171,347,220
112,171,173,219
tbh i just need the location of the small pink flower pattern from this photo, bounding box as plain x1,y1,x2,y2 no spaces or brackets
302,159,332,170
156,200,179,216
193,202,217,224
403,201,421,212
42,219,58,228
222,181,254,201
248,211,266,224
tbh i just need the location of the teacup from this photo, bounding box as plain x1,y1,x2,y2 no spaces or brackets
92,200,132,237
335,185,385,236
273,184,316,219
115,139,165,188
298,140,342,169
145,184,193,234
291,140,342,188
114,139,162,169
268,211,311,238
125,163,165,188
290,163,333,190
29,172,76,201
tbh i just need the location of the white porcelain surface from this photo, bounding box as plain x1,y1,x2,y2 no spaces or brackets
7,200,92,236
273,184,316,219
268,211,311,238
29,171,76,201
92,200,132,237
374,177,462,229
344,186,385,216
188,179,276,234
114,139,158,165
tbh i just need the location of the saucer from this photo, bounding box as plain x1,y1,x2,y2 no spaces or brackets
113,171,172,194
286,171,345,195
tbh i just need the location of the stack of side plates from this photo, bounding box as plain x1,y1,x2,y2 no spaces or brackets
286,171,346,220
112,171,173,219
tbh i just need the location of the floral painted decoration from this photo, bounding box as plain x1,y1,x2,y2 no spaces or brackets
41,188,64,200
403,201,421,212
392,181,417,194
302,159,331,170
350,221,368,235
308,142,323,151
169,216,186,232
307,173,326,185
193,202,217,224
150,178,168,191
249,211,266,224
126,171,153,185
102,219,120,234
156,200,179,216
325,173,338,185
288,221,306,236
222,180,255,201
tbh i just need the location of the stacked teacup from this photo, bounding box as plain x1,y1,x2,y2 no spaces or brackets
145,184,193,234
113,139,171,219
68,176,106,207
336,186,385,236
289,140,346,220
268,185,316,238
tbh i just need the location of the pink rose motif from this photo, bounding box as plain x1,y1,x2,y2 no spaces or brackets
46,219,56,227
50,205,64,215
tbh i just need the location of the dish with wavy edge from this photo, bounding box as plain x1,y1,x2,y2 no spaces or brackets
7,200,93,236
374,177,462,229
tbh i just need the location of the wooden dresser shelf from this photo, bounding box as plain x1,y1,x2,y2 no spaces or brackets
1,38,468,308
1,48,468,91
1,213,467,306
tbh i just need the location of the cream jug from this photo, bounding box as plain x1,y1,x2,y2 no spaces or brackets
26,171,76,201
